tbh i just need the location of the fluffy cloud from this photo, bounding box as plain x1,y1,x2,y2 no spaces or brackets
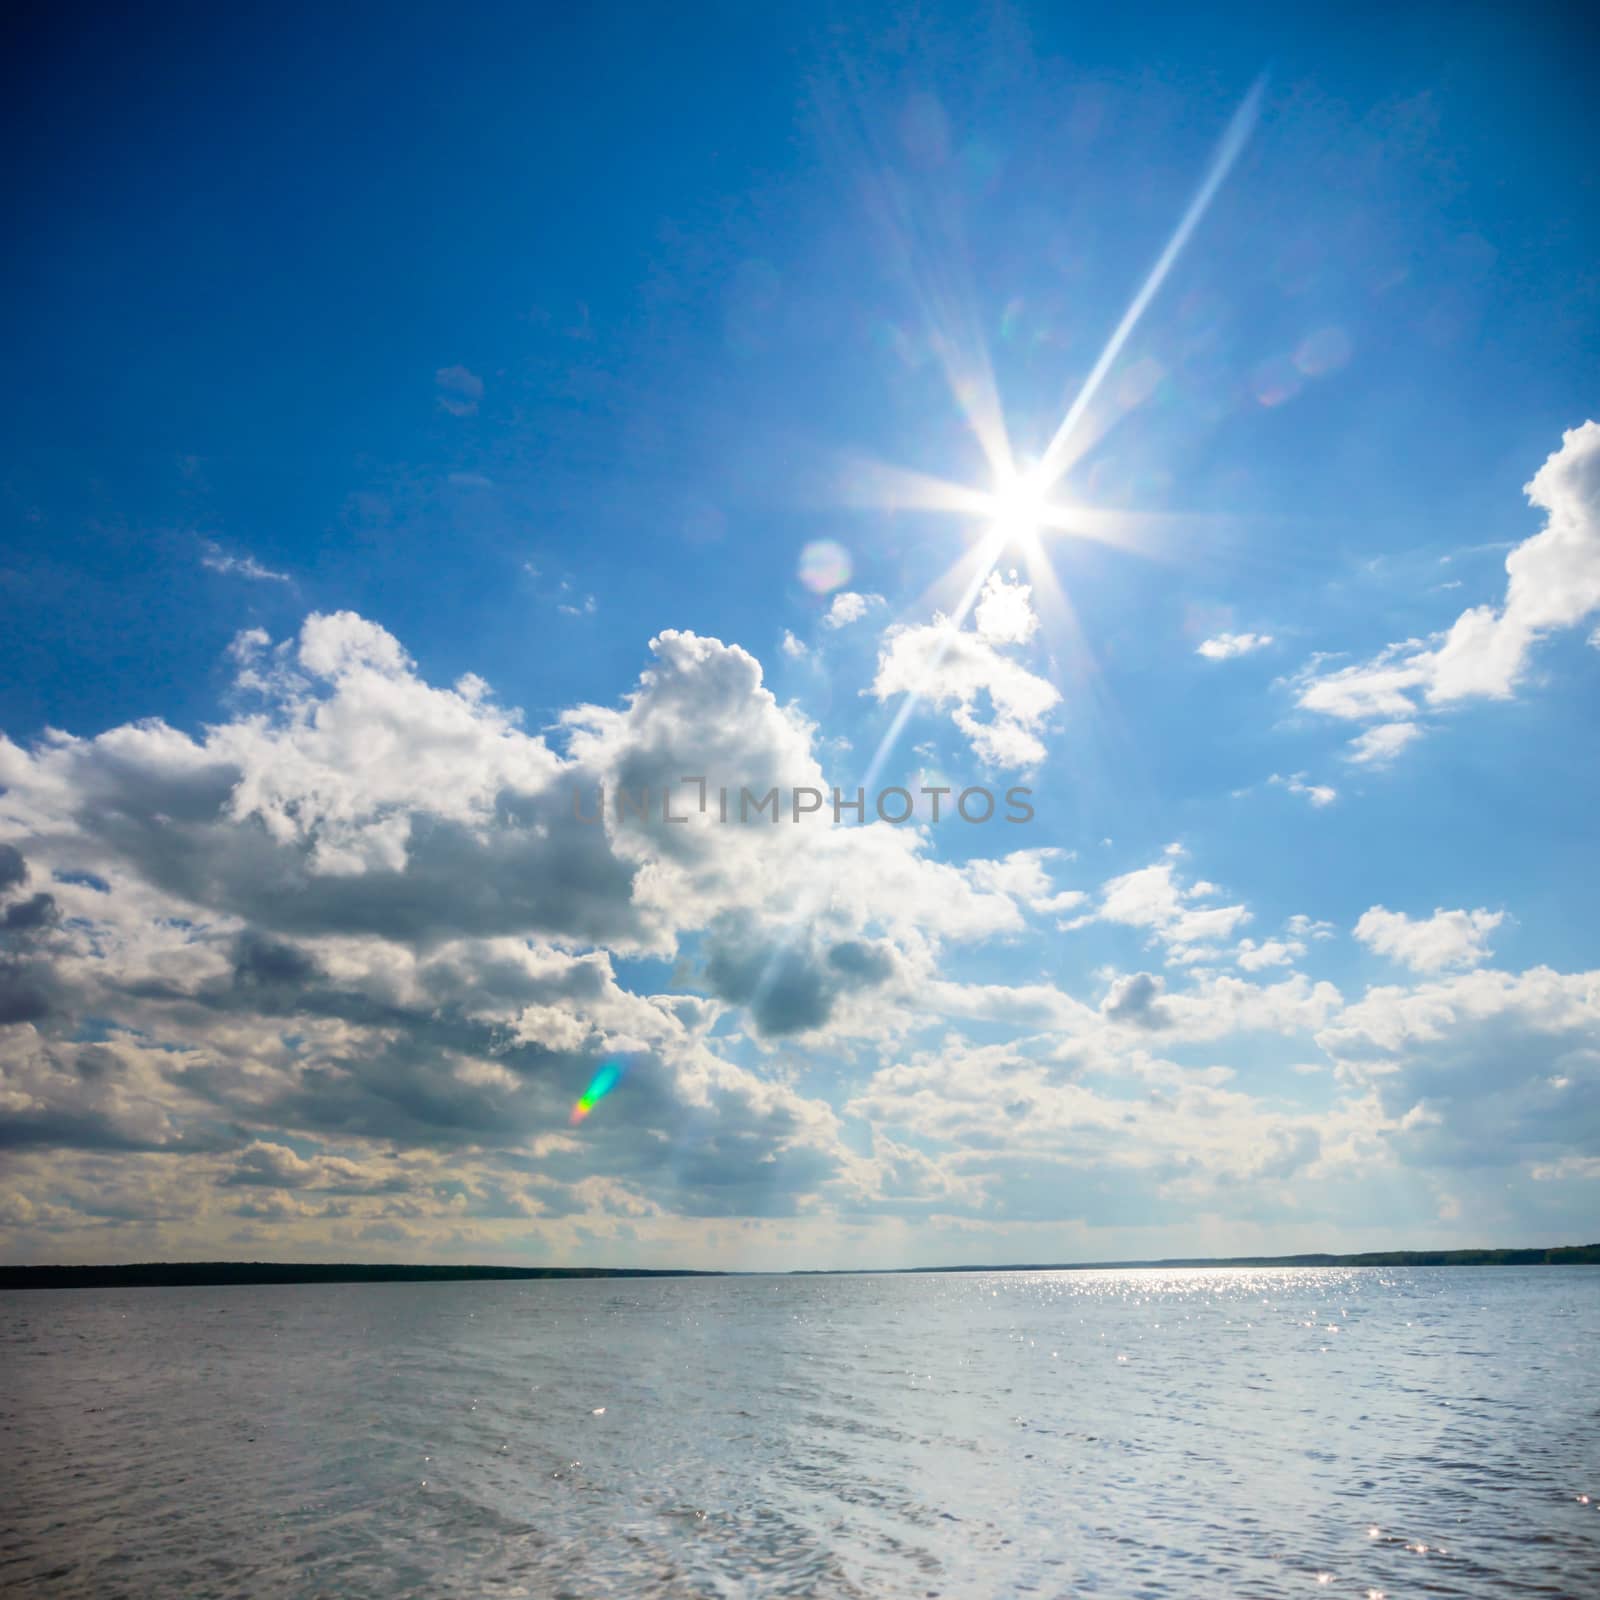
821,591,886,629
1197,631,1272,660
701,913,899,1038
972,575,1040,645
1234,936,1305,971
870,574,1058,768
963,847,1085,916
1087,848,1250,959
1345,721,1422,766
1354,905,1505,973
4,605,1595,1264
845,1021,1347,1228
0,611,1079,1259
1318,965,1600,1178
1100,971,1171,1029
1297,421,1600,728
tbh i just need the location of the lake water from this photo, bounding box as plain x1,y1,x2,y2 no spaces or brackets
3,1267,1597,1597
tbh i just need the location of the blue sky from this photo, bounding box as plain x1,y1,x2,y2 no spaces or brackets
2,2,1597,1267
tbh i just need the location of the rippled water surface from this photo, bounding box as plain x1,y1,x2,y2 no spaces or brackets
3,1267,1598,1597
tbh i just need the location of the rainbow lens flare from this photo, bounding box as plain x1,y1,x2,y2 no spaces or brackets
797,539,852,594
570,1058,625,1125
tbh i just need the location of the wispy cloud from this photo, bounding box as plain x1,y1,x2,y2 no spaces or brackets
1271,772,1337,808
1197,630,1273,660
201,542,289,583
435,364,483,416
1345,721,1422,766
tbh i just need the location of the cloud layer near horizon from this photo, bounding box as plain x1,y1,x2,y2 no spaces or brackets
3,578,1596,1268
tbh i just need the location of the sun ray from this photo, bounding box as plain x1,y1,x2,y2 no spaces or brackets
840,72,1266,614
822,75,1269,820
832,456,1004,520
1035,75,1266,491
746,77,1266,1026
858,527,1006,793
817,61,1017,484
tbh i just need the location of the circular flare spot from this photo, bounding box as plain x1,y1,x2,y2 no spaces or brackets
798,540,853,594
1295,326,1352,376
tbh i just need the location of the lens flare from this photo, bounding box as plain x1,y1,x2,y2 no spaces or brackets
570,1058,626,1126
746,77,1265,1028
1294,325,1351,376
798,539,853,594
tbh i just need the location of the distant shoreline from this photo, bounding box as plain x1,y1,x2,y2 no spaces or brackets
3,1244,1598,1291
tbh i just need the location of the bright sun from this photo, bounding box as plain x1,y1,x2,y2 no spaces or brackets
989,468,1050,550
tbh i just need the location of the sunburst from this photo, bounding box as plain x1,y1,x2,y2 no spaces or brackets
746,75,1266,1022
846,74,1265,655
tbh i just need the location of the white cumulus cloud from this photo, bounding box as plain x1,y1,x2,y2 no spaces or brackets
1353,905,1505,972
821,591,886,629
870,574,1057,770
1297,421,1600,729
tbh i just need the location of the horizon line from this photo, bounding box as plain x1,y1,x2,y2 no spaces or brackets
5,1240,1599,1290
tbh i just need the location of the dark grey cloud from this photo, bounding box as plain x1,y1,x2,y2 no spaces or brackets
220,1140,410,1195
703,915,897,1036
0,965,54,1026
73,767,646,950
0,874,65,1025
7,607,1594,1260
231,930,321,988
0,1040,228,1153
0,844,26,893
3,893,60,934
1100,972,1172,1030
